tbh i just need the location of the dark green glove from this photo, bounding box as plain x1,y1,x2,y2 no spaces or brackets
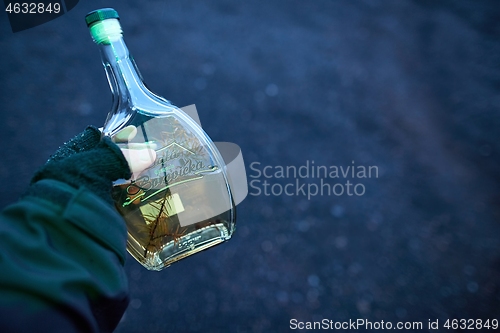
30,127,132,205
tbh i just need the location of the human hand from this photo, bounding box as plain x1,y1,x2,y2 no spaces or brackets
31,126,132,203
31,125,158,203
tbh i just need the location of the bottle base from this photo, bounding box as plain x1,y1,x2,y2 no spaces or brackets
127,222,231,271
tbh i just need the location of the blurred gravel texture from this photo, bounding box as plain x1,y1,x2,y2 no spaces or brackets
0,0,499,332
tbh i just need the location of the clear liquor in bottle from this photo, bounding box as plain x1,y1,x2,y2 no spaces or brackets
85,8,236,271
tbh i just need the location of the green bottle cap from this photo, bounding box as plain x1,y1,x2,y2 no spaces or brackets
86,8,122,44
85,8,119,27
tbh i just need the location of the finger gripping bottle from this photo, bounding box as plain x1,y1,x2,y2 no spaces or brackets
85,8,236,271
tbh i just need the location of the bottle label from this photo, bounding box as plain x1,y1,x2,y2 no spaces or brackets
122,141,216,208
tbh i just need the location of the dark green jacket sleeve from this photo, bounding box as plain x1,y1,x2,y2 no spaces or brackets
0,181,129,332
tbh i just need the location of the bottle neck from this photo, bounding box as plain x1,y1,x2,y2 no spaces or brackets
98,36,146,99
90,18,176,135
97,36,146,134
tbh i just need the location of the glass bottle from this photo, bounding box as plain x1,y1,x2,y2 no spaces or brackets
85,8,236,271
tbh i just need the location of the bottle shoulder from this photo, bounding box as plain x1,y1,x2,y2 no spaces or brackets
127,86,175,115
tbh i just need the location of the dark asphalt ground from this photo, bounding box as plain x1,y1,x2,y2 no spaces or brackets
1,1,499,332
